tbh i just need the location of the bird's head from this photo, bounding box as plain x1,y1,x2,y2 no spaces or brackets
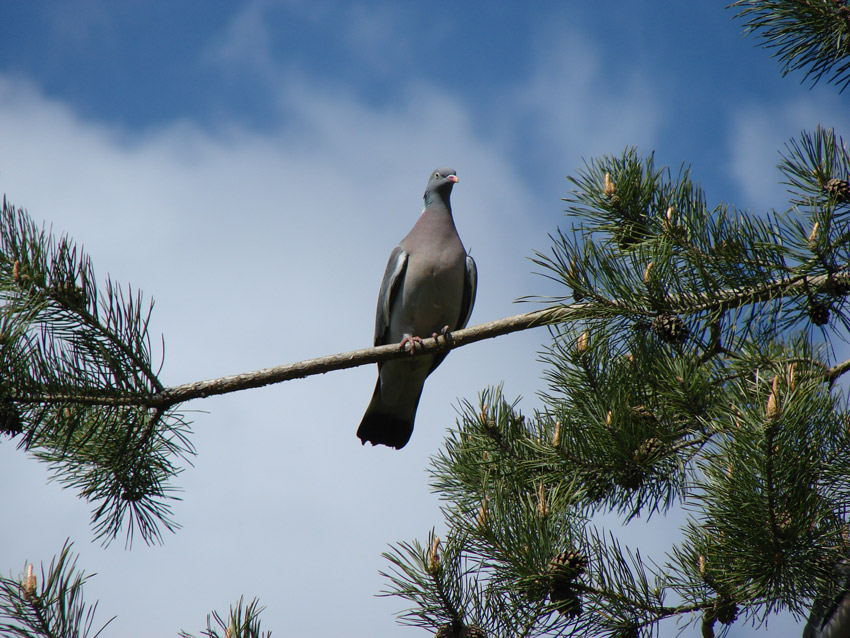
424,167,458,206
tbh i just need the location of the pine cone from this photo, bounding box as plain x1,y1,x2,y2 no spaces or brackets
825,178,850,202
635,437,664,463
821,274,850,297
808,300,830,326
548,550,588,583
547,550,587,618
615,220,648,249
629,405,659,428
50,280,87,310
651,314,688,344
714,598,739,625
549,587,582,618
520,575,551,602
616,463,645,490
435,624,487,638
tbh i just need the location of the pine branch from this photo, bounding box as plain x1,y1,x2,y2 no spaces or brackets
0,542,270,638
827,355,850,381
60,284,164,394
156,308,557,406
8,265,841,415
730,0,850,91
179,596,270,638
0,541,114,638
157,266,849,407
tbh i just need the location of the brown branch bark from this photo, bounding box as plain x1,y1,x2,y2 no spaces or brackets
156,270,844,408
827,356,850,384
157,267,850,407
153,306,567,408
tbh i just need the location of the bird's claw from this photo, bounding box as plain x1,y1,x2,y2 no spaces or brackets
400,335,424,355
432,325,453,345
401,327,452,355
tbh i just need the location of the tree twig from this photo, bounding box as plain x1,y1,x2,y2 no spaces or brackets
826,356,850,383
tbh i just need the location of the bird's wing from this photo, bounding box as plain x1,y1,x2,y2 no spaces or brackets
374,245,409,347
457,253,478,330
426,253,477,376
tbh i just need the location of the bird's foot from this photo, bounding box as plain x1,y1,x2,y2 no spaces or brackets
400,335,424,355
432,325,453,345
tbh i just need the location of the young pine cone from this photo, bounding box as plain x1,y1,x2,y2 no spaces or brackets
824,178,850,203
651,314,689,345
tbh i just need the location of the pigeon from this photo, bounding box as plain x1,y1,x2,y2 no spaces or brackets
357,167,477,449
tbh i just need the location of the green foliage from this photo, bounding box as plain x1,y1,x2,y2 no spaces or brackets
731,0,850,92
381,531,510,634
382,129,850,636
0,541,271,638
179,597,271,638
0,198,194,546
0,541,114,638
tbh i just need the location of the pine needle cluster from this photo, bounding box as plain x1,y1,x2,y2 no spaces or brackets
382,128,850,637
0,198,194,546
179,597,271,638
731,0,850,92
0,541,113,638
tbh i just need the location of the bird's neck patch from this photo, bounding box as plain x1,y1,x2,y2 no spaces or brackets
424,190,451,212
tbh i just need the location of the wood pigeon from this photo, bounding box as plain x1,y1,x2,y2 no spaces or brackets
357,167,477,449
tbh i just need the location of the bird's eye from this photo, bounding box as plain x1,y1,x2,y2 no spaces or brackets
434,172,440,179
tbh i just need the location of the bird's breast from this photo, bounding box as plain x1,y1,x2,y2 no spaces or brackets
390,247,465,340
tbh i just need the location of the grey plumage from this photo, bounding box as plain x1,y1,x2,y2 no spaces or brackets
357,167,477,449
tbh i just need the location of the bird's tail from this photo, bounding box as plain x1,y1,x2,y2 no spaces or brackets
357,382,420,450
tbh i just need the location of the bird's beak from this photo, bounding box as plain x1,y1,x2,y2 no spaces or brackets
448,175,459,183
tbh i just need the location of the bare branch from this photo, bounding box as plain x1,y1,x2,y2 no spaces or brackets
158,269,845,406
155,307,561,407
827,356,850,383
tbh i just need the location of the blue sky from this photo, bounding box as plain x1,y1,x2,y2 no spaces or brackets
1,2,849,637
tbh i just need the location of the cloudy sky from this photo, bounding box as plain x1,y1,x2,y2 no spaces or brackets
1,2,849,637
